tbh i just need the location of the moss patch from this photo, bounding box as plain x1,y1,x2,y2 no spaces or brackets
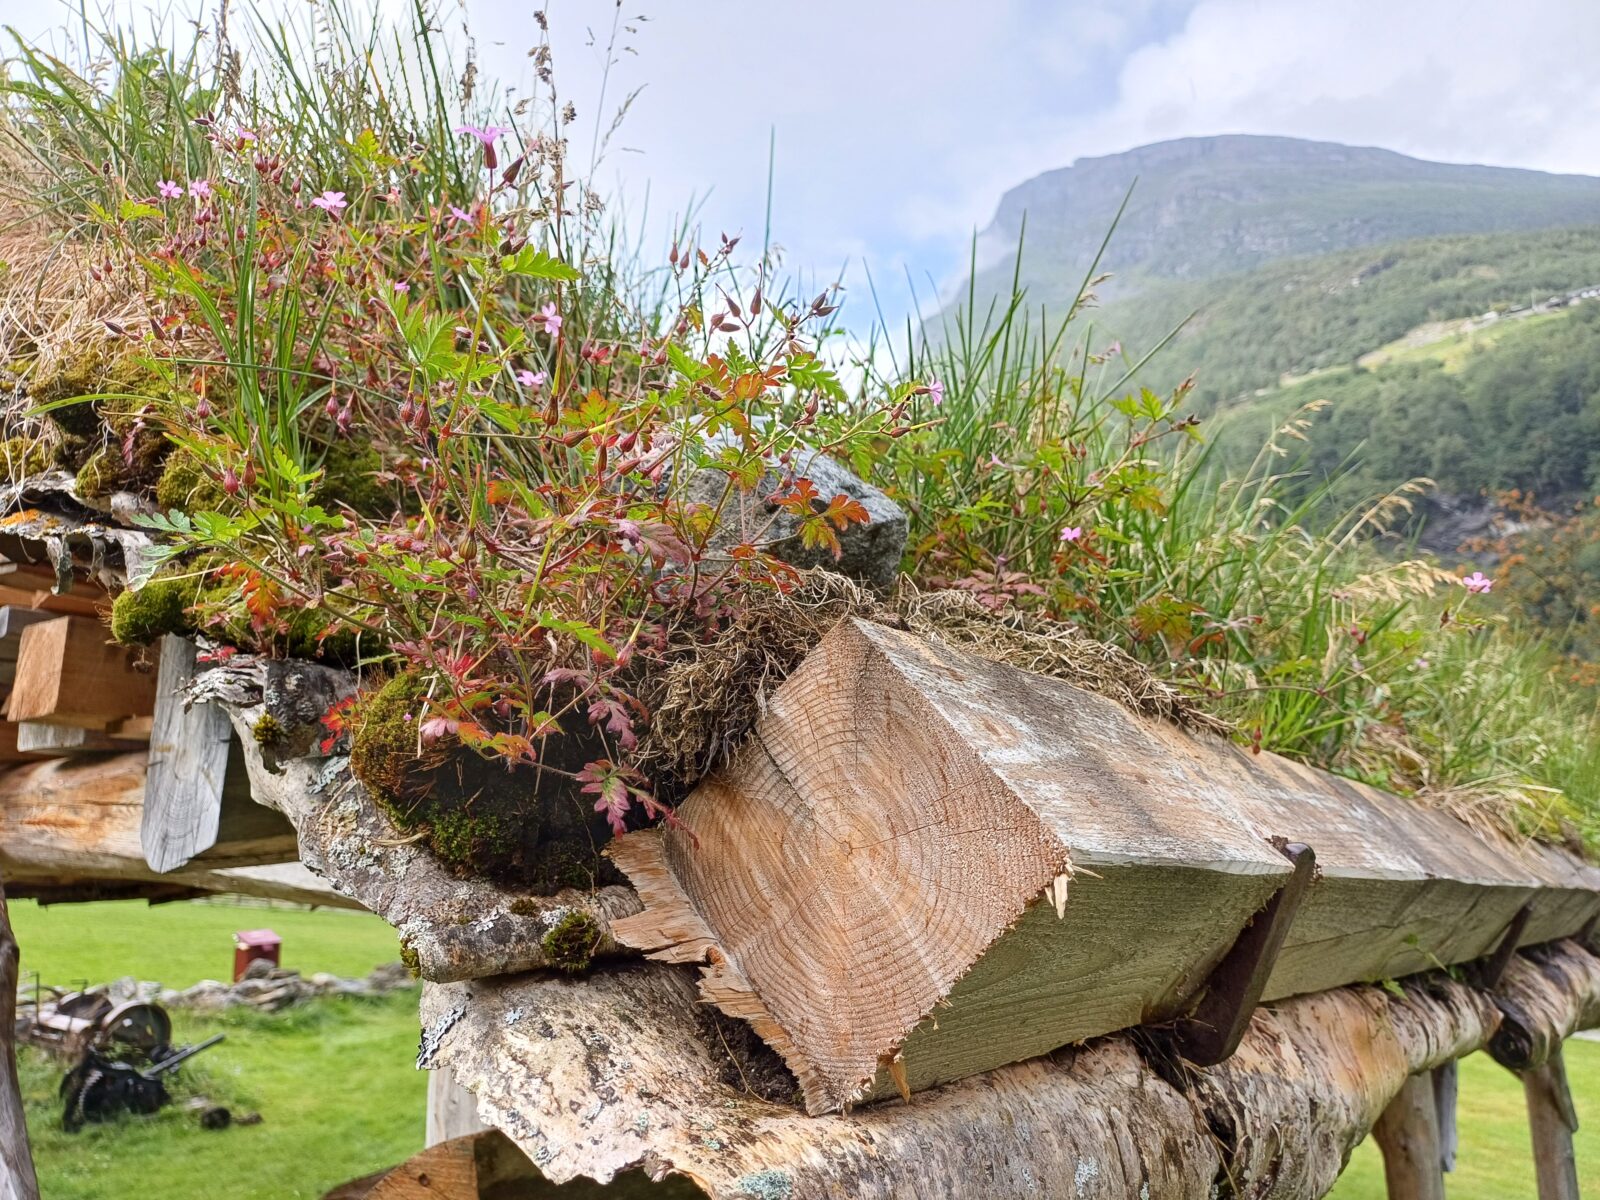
251,713,285,748
0,436,57,478
155,448,225,511
109,575,195,645
314,440,393,517
539,910,601,973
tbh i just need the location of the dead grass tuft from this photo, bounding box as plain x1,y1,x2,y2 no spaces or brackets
635,570,1228,794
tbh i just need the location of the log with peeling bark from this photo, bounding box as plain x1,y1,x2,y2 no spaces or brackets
417,941,1600,1199
194,655,641,981
1487,936,1600,1069
0,873,39,1200
610,617,1600,1112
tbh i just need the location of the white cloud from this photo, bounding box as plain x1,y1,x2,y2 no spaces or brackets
11,0,1599,325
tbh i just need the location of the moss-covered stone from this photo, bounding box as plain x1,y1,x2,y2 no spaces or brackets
155,448,226,511
28,347,171,443
348,670,619,890
73,449,115,498
540,910,601,974
109,575,193,645
398,939,421,978
285,609,371,667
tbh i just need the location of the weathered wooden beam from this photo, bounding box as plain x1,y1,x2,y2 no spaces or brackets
0,606,60,689
417,941,1588,1199
1521,1045,1580,1200
1370,1073,1445,1200
6,615,156,729
426,1066,487,1148
0,753,352,907
610,618,1600,1112
1432,1060,1459,1173
142,635,246,873
0,872,40,1200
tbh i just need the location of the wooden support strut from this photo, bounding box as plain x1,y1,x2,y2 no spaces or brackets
1371,1072,1446,1200
0,871,40,1200
1165,841,1315,1066
1522,1044,1581,1200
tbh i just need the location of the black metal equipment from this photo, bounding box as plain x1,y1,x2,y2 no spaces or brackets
59,1027,225,1131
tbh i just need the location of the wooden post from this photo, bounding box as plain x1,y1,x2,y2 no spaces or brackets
0,872,40,1200
1432,1059,1459,1173
1371,1072,1445,1200
425,1066,486,1148
1523,1044,1581,1200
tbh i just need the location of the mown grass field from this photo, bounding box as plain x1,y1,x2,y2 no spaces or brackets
10,897,1599,1198
12,898,424,1200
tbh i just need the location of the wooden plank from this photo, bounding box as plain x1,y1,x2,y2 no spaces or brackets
14,723,146,756
610,618,1600,1113
0,725,49,765
328,1131,705,1199
0,872,40,1200
6,616,156,730
142,636,236,873
1521,1045,1580,1200
1371,1072,1445,1200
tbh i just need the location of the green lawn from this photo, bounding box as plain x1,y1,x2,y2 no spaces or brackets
9,898,405,991
12,898,424,1199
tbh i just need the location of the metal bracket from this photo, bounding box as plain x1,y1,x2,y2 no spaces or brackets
1165,841,1316,1067
1473,903,1533,990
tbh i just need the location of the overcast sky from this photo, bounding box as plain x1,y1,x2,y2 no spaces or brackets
16,0,1600,324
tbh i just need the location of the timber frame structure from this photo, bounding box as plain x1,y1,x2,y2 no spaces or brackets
1,512,1599,1200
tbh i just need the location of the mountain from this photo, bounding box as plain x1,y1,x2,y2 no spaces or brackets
965,134,1600,315
949,135,1600,564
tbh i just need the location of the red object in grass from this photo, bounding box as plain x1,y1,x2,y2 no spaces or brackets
232,929,282,982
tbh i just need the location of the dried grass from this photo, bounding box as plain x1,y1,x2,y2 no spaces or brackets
635,570,1228,794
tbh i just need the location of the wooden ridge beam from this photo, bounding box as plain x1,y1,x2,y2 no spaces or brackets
610,618,1600,1112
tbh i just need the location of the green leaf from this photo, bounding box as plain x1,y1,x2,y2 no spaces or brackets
536,613,617,661
501,246,581,282
119,199,165,222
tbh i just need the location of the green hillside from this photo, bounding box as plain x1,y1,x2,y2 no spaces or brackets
1207,299,1600,508
1094,226,1600,412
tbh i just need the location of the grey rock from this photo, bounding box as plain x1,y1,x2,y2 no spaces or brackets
684,442,907,590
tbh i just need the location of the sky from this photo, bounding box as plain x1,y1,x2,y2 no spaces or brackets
14,0,1600,325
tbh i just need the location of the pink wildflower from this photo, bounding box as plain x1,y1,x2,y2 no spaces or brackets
448,204,473,225
310,190,347,214
453,124,509,169
392,280,410,294
1462,571,1493,595
516,369,547,390
539,302,562,337
188,178,212,199
928,377,945,407
157,180,183,199
1059,526,1084,543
